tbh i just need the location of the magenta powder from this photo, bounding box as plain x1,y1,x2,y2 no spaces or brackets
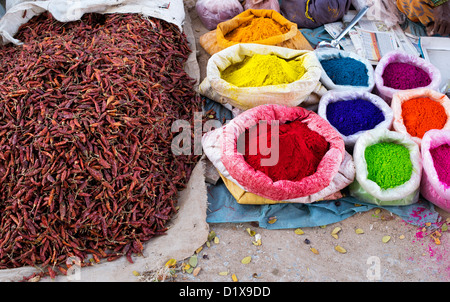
430,143,450,188
382,62,431,90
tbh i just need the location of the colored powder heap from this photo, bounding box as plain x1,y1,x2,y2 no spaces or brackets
243,120,330,182
320,57,369,87
365,142,412,189
326,98,385,136
225,17,288,42
401,97,447,138
221,54,306,87
382,62,431,90
430,143,450,188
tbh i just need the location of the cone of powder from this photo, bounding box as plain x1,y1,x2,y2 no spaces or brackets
420,129,450,212
349,128,422,206
315,48,375,92
318,90,393,150
391,88,450,147
374,50,441,103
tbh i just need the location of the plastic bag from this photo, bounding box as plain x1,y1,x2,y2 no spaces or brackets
202,104,346,201
373,50,442,103
195,0,243,30
391,88,450,147
198,43,326,110
199,9,313,55
244,0,281,11
280,0,351,29
420,129,450,212
349,128,422,206
317,90,393,149
351,0,404,28
315,48,375,92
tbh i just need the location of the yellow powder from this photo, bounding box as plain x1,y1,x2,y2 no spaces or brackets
221,54,306,87
225,17,289,43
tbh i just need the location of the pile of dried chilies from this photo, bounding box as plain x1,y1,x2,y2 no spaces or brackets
0,12,201,278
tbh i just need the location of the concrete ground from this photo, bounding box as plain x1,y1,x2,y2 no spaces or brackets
137,4,450,283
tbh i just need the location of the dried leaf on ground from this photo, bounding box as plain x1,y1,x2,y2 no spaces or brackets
335,245,347,254
294,228,305,235
189,255,198,267
232,273,238,282
241,256,252,264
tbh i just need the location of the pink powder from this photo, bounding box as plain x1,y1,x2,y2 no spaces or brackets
430,143,450,188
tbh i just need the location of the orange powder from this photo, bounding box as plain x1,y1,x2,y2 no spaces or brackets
401,97,447,138
224,17,288,43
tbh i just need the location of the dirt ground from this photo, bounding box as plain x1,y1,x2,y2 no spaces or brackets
152,4,450,283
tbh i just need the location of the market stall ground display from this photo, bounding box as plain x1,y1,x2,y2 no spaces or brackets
0,12,201,279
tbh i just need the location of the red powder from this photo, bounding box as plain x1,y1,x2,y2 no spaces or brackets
401,97,447,138
243,119,330,182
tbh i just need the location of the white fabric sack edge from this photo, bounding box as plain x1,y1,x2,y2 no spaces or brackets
317,90,393,148
199,43,327,110
202,125,356,204
421,129,450,200
0,0,186,45
391,88,450,147
352,128,422,201
315,48,375,92
373,50,442,102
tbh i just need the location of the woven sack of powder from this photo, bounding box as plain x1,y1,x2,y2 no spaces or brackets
209,151,355,205
349,128,422,206
201,104,346,201
318,90,393,150
315,48,375,92
373,50,441,104
198,43,326,111
391,88,450,148
195,0,243,31
420,129,450,212
199,9,313,56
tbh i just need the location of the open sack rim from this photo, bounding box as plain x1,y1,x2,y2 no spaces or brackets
207,43,322,93
391,88,450,146
353,128,422,201
315,48,375,92
220,104,345,201
317,90,394,145
421,129,450,200
374,50,442,99
215,8,298,49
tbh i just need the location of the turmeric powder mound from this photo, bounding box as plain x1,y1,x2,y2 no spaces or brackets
221,54,306,87
225,17,289,43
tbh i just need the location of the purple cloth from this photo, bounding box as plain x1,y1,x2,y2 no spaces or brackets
280,0,351,29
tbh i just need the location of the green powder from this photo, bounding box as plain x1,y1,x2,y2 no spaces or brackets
364,142,412,190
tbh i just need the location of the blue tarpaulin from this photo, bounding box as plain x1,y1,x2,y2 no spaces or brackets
202,98,441,229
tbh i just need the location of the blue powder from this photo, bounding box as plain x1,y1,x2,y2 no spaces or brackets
326,98,385,136
320,57,369,87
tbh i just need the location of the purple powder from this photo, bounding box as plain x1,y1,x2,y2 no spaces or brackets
382,62,431,90
326,98,385,136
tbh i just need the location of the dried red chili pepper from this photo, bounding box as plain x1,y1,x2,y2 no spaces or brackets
0,12,203,278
